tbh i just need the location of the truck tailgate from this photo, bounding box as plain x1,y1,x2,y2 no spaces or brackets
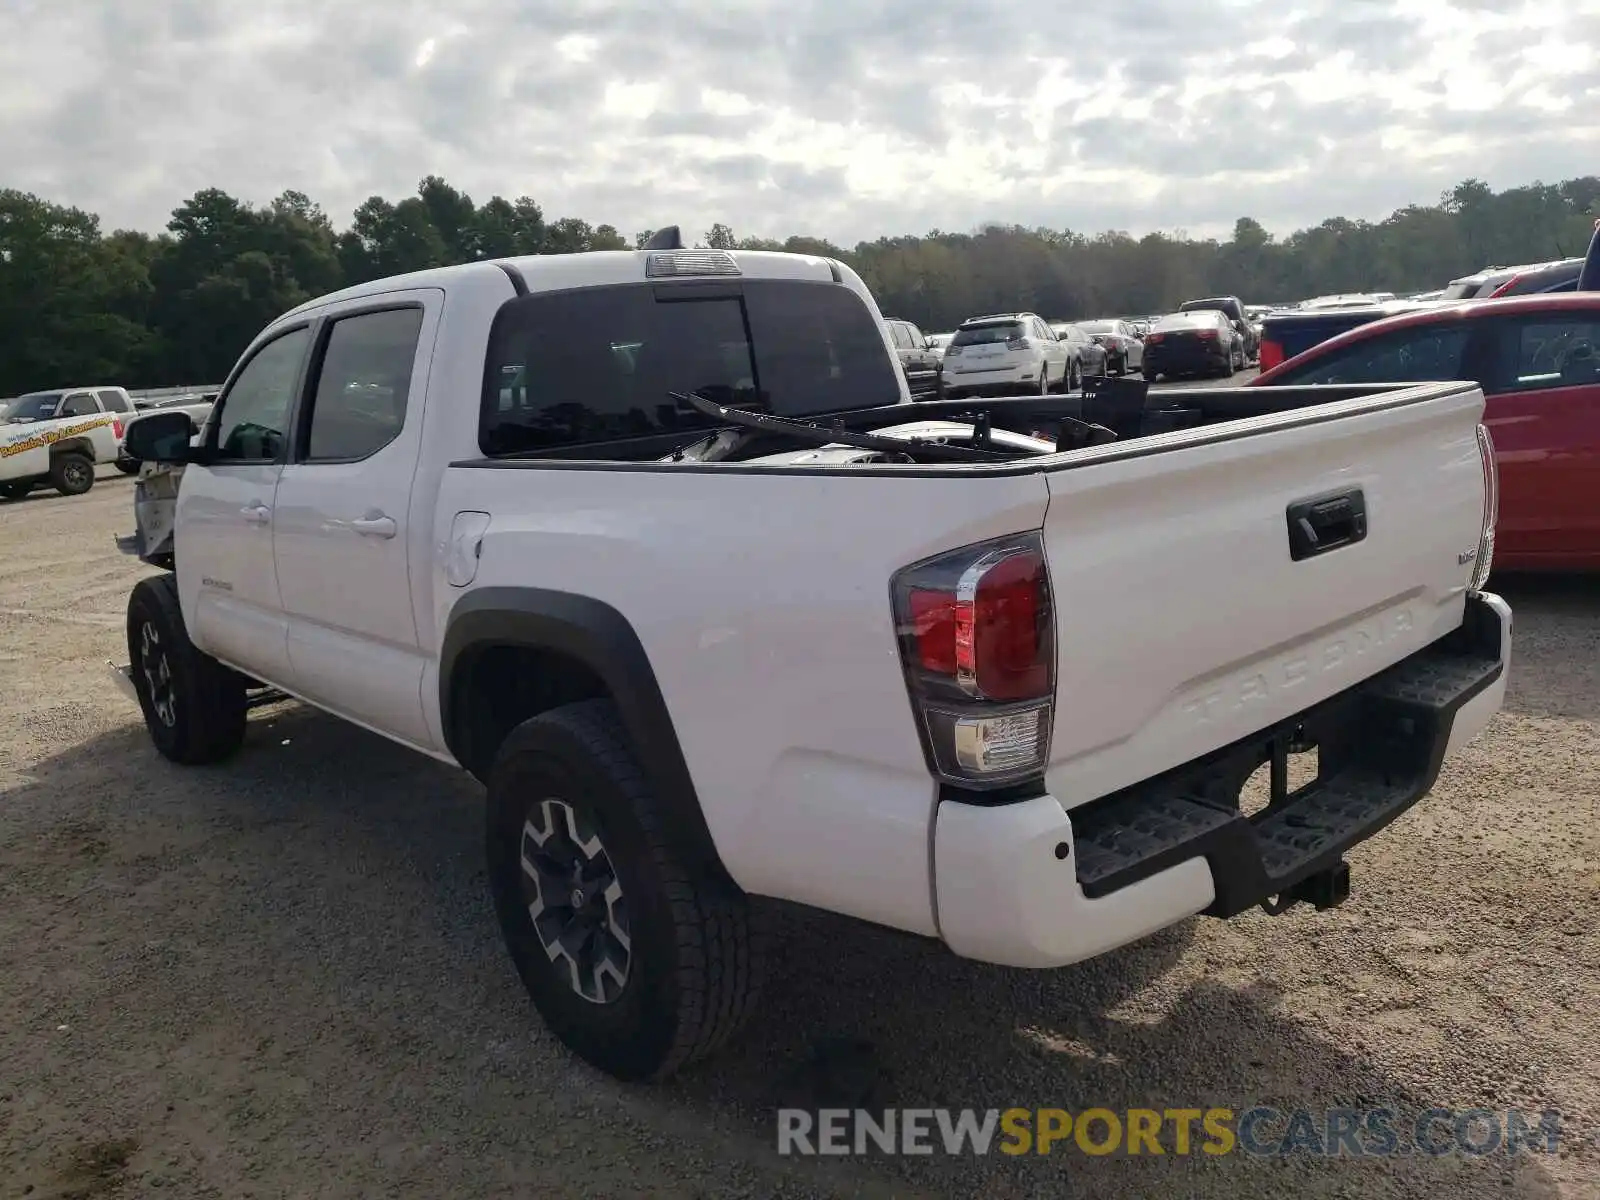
1040,383,1488,807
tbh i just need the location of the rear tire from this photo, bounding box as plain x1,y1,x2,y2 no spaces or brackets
486,700,767,1082
1067,361,1081,393
126,574,248,765
50,452,95,496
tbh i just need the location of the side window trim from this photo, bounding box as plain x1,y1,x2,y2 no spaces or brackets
204,321,318,465
289,301,427,466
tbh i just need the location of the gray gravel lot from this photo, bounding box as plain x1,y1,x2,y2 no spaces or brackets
0,462,1596,1200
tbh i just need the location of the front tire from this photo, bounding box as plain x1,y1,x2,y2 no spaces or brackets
126,574,248,764
50,452,95,496
486,700,767,1082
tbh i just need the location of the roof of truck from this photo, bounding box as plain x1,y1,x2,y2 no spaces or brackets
280,249,852,321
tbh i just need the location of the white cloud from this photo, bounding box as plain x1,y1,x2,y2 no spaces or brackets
1,0,1597,246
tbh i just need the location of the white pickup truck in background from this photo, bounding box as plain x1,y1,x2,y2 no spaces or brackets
0,385,134,499
112,228,1511,1083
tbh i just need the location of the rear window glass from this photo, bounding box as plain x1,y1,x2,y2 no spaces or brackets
951,322,1024,346
1439,278,1484,301
1078,321,1116,334
1154,313,1217,332
480,279,901,456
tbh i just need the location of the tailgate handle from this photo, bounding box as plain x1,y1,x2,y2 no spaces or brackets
1287,489,1367,560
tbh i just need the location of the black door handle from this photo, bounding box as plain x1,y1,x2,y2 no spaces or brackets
1286,488,1367,560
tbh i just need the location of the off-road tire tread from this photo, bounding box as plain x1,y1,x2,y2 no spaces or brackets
127,574,247,765
492,700,767,1081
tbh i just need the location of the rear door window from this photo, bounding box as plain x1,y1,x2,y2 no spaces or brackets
300,307,425,461
1485,315,1600,393
480,279,901,456
59,393,99,417
95,389,131,412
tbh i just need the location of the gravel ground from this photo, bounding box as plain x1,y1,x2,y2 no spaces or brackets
1,467,1596,1200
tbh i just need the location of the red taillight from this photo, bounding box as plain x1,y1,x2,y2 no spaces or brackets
1145,332,1165,343
112,418,124,438
1258,338,1283,371
907,552,1050,701
909,588,957,675
1196,329,1217,340
893,534,1055,786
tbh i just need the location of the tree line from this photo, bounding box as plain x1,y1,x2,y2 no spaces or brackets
2,173,1597,395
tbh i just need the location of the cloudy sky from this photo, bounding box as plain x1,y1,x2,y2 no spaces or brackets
4,0,1598,246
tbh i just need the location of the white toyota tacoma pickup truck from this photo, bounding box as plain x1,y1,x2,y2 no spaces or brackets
111,228,1512,1082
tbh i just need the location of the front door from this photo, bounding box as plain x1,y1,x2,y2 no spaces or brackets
174,325,313,683
271,296,439,749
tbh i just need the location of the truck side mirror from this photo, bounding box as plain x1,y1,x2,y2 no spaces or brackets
121,410,197,465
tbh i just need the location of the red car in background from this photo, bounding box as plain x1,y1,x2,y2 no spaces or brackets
1249,294,1600,571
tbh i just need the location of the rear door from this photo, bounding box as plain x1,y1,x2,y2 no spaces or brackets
271,294,440,749
1032,316,1065,383
1476,310,1600,563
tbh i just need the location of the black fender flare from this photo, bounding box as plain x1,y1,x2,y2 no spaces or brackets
439,587,729,882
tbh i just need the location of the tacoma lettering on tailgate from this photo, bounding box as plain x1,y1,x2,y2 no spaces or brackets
1182,608,1415,726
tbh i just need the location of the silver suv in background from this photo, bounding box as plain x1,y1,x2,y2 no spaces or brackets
939,312,1070,399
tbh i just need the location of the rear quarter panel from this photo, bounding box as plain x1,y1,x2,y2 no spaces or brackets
435,463,1053,937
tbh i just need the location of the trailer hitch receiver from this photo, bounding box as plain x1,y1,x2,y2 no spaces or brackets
1260,860,1351,915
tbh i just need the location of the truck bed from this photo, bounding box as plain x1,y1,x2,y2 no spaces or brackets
438,378,1494,934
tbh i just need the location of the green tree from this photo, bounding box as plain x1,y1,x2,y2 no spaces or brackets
5,171,1600,389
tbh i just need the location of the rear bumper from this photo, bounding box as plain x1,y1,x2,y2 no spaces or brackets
932,592,1511,969
1146,345,1228,373
942,362,1042,397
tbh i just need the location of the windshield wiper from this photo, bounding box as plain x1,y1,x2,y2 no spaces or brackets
668,391,1015,463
